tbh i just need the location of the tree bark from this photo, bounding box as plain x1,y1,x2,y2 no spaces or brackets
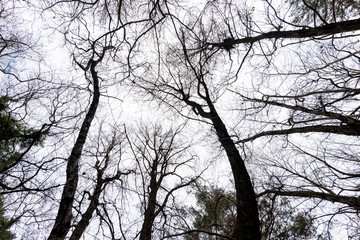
181,90,261,240
68,170,104,240
209,109,261,240
139,166,159,240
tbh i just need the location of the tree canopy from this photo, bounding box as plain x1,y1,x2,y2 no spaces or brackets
1,0,360,239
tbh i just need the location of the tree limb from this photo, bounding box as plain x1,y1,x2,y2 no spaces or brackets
258,189,360,211
236,124,360,143
208,18,360,48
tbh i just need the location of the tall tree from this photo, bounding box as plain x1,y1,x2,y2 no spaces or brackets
126,123,198,240
138,31,262,239
229,0,360,235
47,42,110,239
133,0,360,238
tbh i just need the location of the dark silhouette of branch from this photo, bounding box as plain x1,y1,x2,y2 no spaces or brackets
208,18,360,48
236,124,360,143
258,189,360,211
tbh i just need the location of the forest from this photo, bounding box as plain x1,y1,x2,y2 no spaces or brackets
1,0,360,239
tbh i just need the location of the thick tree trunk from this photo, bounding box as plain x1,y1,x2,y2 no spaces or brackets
181,91,261,239
209,110,261,240
48,60,100,240
139,193,157,240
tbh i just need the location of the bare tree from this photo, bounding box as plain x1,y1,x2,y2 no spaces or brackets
125,123,199,240
131,0,360,238
224,0,360,235
67,124,131,240
135,8,262,240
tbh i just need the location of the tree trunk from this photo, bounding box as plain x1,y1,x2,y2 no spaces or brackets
68,172,103,240
139,167,159,240
181,90,261,239
209,109,261,240
48,60,100,240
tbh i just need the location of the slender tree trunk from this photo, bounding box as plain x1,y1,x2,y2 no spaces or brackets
48,60,100,240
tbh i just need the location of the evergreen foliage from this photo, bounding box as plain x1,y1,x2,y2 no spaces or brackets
186,185,318,240
0,96,46,173
0,198,15,240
